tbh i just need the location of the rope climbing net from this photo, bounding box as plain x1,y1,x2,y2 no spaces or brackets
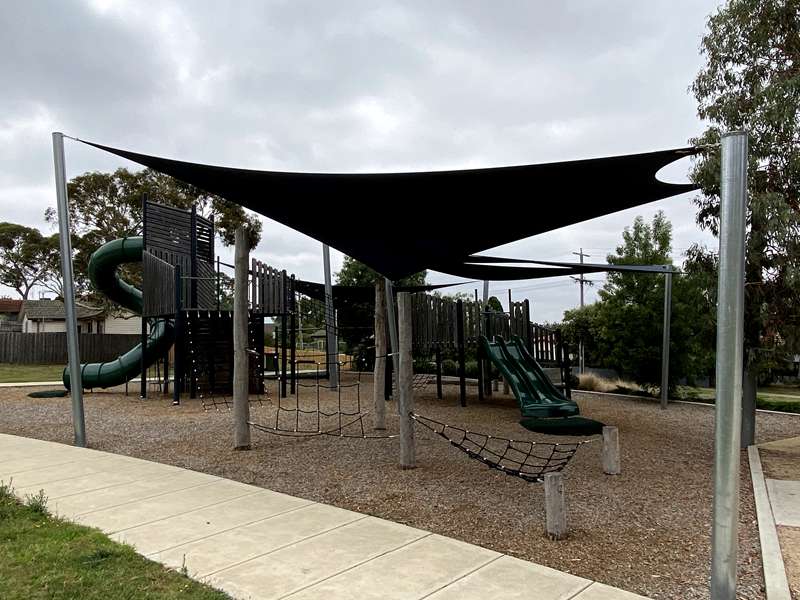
248,353,397,440
409,412,593,483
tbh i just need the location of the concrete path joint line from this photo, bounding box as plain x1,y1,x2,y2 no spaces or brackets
566,581,602,599
105,487,266,534
46,467,191,501
416,554,505,600
277,532,434,599
198,514,372,578
139,500,316,555
72,478,225,517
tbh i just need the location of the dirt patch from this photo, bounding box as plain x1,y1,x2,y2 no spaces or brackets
760,436,800,480
2,379,799,599
761,451,800,481
777,527,800,599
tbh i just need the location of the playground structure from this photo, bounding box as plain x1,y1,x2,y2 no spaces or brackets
67,196,578,419
61,194,595,499
51,133,751,594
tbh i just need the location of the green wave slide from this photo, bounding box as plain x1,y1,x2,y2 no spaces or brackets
479,335,579,419
63,237,174,390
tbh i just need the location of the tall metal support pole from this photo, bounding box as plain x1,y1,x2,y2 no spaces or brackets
322,244,338,389
52,132,86,447
710,131,748,600
385,279,399,399
232,227,251,450
660,270,673,410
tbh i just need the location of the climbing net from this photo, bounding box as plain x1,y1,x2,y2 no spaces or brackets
248,353,397,439
410,412,593,483
192,346,271,412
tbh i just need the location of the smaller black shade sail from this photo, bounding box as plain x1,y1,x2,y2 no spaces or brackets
434,263,608,281
81,140,698,280
463,255,675,275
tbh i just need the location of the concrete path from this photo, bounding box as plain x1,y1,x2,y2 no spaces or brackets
0,433,646,600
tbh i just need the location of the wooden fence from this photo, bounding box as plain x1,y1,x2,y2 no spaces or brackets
0,333,142,364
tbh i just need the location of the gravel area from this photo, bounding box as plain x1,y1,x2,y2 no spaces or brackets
2,376,800,599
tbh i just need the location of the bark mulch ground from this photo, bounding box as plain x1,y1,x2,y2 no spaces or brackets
2,376,800,599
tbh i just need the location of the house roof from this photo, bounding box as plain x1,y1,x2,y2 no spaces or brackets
0,299,22,313
21,299,104,321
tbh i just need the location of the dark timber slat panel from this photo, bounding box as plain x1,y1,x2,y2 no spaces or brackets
181,310,264,395
0,333,142,364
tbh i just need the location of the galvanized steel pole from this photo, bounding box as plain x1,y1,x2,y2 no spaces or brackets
710,131,748,599
660,270,672,409
52,132,86,447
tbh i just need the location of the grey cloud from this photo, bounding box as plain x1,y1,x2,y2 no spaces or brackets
1,0,722,321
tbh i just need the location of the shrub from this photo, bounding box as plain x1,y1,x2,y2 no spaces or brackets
441,359,458,377
24,489,48,515
464,360,479,379
757,399,800,414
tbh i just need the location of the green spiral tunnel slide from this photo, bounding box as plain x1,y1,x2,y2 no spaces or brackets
63,237,174,390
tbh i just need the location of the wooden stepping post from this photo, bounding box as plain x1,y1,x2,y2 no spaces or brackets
544,472,567,540
602,426,620,475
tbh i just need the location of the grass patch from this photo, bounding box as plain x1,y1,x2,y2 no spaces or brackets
0,364,66,384
677,387,800,413
0,481,230,599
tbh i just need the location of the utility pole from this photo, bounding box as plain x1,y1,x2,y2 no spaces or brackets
571,248,591,374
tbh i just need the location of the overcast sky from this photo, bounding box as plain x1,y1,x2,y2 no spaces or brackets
1,0,721,321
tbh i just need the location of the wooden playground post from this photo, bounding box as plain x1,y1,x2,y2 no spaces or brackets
289,275,297,396
172,264,182,405
544,472,568,540
373,279,387,429
397,292,416,469
456,299,467,407
280,271,288,398
602,426,621,475
232,227,251,450
435,343,443,400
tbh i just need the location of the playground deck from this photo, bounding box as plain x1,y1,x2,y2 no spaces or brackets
0,432,643,599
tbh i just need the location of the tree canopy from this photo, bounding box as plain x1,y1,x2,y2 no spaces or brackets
561,212,716,389
39,167,263,304
689,0,800,373
0,223,61,299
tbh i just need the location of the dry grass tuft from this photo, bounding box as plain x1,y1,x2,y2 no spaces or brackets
577,373,643,394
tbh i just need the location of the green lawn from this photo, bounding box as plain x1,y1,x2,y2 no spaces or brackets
0,364,65,384
678,385,800,413
0,364,168,384
0,482,230,600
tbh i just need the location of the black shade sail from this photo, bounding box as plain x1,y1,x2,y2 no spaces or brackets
81,140,697,280
293,280,464,304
